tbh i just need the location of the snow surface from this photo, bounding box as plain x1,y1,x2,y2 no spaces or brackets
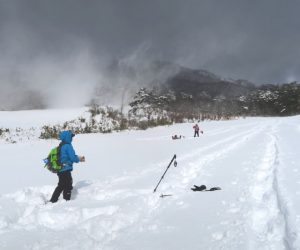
0,111,300,250
0,108,88,128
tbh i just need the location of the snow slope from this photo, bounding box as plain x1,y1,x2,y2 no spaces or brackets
0,112,300,250
0,108,88,128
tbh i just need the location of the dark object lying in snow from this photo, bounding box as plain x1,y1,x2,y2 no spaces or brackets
191,185,221,192
172,135,185,140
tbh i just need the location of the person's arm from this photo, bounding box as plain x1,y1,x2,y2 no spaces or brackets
66,144,80,163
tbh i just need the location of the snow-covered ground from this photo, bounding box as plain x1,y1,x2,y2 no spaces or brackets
0,110,300,250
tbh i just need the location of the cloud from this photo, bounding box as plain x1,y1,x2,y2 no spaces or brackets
0,23,102,109
1,0,300,109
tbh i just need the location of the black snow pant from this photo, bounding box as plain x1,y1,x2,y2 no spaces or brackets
194,130,199,137
50,171,73,203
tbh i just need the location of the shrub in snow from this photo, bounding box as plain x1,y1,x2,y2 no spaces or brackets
0,128,9,137
40,126,60,139
128,87,173,127
39,106,124,139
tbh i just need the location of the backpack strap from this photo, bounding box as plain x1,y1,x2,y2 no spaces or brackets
57,142,66,166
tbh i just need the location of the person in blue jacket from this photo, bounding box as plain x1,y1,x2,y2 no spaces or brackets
50,130,85,203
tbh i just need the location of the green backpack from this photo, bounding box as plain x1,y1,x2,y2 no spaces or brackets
44,143,64,173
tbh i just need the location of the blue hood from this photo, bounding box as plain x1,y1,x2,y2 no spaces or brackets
59,130,73,143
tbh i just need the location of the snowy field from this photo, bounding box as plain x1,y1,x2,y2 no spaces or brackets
0,110,300,250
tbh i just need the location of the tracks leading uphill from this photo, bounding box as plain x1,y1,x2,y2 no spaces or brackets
249,121,297,250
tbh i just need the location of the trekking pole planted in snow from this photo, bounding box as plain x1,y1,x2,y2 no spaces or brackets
153,154,177,193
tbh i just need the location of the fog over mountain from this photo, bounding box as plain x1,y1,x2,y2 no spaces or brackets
0,0,299,109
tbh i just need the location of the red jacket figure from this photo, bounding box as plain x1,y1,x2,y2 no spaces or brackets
193,124,202,137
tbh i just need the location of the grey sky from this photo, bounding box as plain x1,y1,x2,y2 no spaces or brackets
0,0,300,87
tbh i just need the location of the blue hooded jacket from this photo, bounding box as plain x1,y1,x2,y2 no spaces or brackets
58,130,80,172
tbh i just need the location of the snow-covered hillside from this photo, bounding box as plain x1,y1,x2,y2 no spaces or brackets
0,111,300,250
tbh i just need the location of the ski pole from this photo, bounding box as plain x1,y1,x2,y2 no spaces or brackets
153,154,177,193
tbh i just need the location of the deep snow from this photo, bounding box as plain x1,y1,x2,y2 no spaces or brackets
0,110,300,250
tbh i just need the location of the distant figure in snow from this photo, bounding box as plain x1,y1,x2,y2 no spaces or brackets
193,123,203,137
50,130,85,203
172,135,184,140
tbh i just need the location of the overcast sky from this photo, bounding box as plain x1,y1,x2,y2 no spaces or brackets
0,0,300,90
